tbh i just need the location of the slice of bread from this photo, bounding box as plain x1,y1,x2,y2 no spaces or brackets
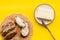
0,14,33,40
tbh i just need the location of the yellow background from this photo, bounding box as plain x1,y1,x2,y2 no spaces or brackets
0,0,60,40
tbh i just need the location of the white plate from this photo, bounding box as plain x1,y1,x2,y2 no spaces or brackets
34,4,55,25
